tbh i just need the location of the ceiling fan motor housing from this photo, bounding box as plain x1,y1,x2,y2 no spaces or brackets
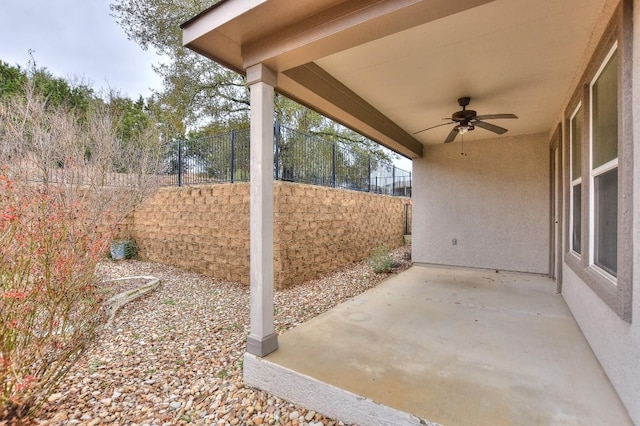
452,109,477,123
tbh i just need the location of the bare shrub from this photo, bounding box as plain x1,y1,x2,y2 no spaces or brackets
0,85,163,420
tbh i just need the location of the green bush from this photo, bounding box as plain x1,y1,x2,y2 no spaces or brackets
124,239,138,259
368,245,394,273
109,239,138,260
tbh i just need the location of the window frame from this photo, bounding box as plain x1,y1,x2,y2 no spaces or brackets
569,103,582,257
588,43,618,282
562,1,633,322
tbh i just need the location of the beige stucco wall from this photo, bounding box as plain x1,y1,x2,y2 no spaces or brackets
122,182,408,289
562,268,639,423
412,132,549,273
559,1,639,423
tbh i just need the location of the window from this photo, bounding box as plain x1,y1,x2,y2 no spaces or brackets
569,105,582,255
563,4,631,321
589,45,618,279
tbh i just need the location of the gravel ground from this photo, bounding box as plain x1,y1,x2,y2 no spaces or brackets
99,277,158,300
36,247,411,426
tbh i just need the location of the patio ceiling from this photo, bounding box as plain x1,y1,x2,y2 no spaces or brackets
182,0,609,159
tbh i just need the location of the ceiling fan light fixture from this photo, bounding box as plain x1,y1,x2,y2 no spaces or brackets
412,97,517,142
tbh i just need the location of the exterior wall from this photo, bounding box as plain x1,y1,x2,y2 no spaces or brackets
412,133,549,273
562,267,639,423
123,182,408,289
560,1,639,422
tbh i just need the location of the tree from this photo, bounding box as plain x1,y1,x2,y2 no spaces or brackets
31,68,94,115
111,0,247,140
108,94,154,144
0,54,165,180
0,58,94,118
0,61,27,99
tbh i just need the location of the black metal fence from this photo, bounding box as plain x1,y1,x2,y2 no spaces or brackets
163,129,251,186
165,124,412,197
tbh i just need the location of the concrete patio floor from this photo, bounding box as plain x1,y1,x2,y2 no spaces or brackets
244,265,632,425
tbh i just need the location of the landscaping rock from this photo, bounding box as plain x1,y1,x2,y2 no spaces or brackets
36,247,411,424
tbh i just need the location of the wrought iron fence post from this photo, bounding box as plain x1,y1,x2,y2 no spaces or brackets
392,165,396,195
404,203,410,235
274,121,281,180
230,129,236,183
177,139,182,187
331,142,337,188
368,155,372,192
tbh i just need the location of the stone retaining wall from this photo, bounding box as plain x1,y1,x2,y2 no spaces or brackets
273,182,407,287
122,181,408,289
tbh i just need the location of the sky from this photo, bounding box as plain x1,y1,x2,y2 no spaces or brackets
0,0,164,99
0,0,412,170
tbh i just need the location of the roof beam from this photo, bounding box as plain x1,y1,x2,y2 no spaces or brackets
280,63,423,158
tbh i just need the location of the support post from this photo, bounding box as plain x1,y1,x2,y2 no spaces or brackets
274,121,281,181
246,64,278,357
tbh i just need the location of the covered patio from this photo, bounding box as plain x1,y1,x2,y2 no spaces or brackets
245,266,631,425
181,0,640,424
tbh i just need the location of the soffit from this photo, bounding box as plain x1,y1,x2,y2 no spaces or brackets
315,0,609,146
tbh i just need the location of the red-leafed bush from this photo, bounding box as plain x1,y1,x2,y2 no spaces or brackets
0,85,162,420
0,173,109,419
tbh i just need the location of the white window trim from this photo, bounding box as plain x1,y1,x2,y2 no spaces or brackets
563,4,632,321
592,158,618,176
569,103,582,256
588,42,618,284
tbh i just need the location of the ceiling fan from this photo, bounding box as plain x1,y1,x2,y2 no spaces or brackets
414,97,518,143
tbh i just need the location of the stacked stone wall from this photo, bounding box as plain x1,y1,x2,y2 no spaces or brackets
123,181,408,288
273,182,407,287
124,184,250,284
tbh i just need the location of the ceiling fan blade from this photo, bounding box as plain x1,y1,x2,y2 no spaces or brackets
474,113,518,120
413,121,455,135
444,126,459,143
474,120,508,135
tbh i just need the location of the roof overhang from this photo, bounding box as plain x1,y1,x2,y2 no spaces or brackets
182,0,612,159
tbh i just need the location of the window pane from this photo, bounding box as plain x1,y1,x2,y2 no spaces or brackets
572,183,581,254
571,108,582,180
592,51,618,168
594,167,617,276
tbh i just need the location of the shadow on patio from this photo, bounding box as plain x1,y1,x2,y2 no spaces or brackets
244,266,632,426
